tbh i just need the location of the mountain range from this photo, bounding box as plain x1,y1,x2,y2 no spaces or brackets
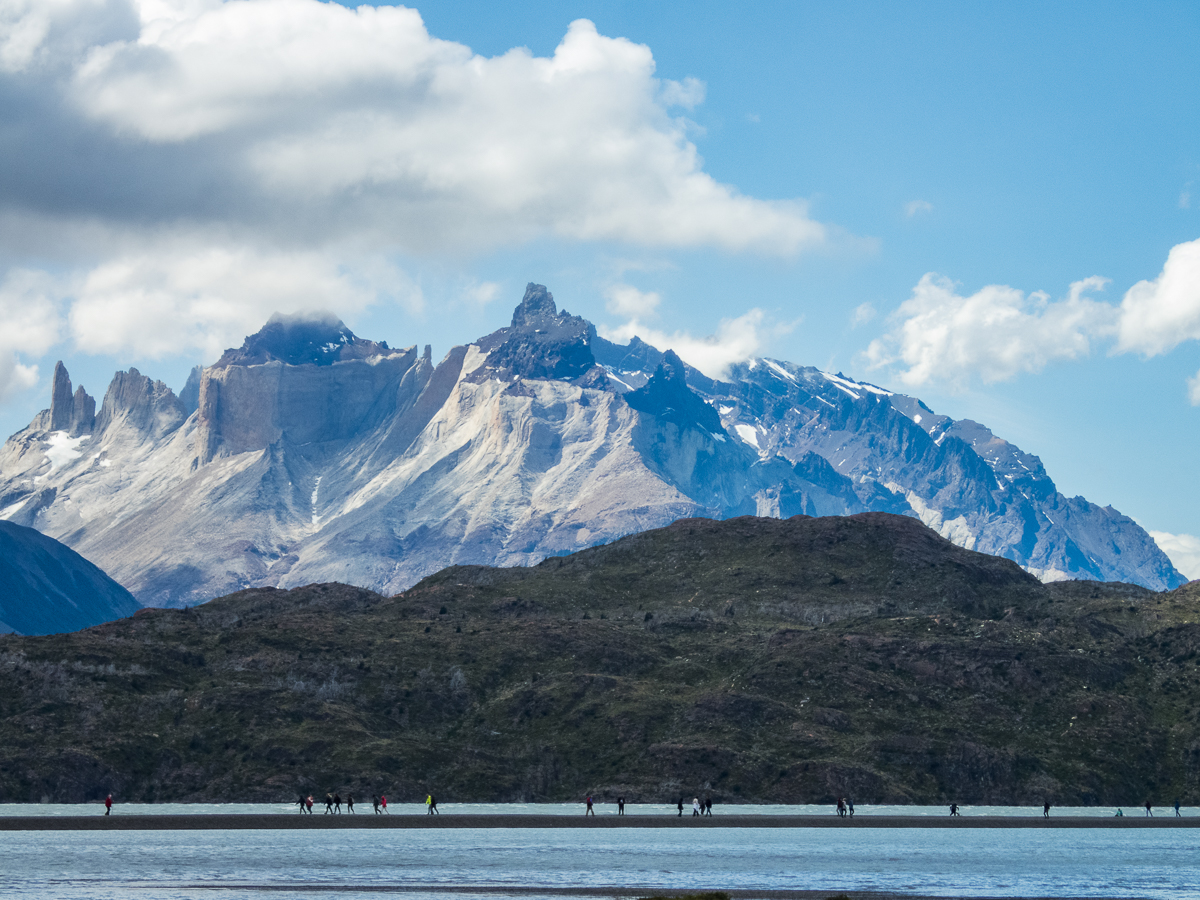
0,283,1184,608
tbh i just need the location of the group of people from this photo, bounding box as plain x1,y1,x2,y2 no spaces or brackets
836,797,854,817
295,793,393,814
676,797,713,816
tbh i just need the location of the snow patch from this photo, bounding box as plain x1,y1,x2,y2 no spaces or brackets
764,359,797,382
44,432,90,474
719,405,734,415
886,482,977,551
913,414,922,424
709,432,727,443
311,475,322,526
734,424,760,448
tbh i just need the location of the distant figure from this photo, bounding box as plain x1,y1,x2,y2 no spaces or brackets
372,796,381,815
691,797,699,816
837,798,846,818
1115,808,1124,817
430,794,439,814
1043,802,1051,818
324,793,334,814
847,798,854,818
347,794,355,814
705,797,712,817
677,799,683,817
950,803,959,816
334,793,342,814
381,794,388,814
297,793,307,814
617,797,625,815
585,796,594,816
104,794,112,816
306,795,314,814
1145,801,1153,817
1175,799,1182,817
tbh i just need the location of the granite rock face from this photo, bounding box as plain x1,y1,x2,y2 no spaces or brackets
0,286,1184,607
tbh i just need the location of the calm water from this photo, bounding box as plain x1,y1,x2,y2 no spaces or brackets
1,821,1198,899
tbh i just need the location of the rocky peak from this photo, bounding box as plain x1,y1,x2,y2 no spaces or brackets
624,350,725,434
211,312,395,369
510,283,559,327
94,368,186,440
48,362,95,435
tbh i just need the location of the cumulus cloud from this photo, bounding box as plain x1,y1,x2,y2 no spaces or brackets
1115,237,1200,357
1150,531,1200,581
600,308,770,380
3,1,826,257
851,302,876,327
904,200,933,218
865,274,1116,388
0,268,63,400
605,284,662,319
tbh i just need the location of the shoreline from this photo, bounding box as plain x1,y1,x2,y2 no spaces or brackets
1,813,1196,830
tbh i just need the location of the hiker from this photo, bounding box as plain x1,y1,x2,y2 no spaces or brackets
381,794,389,814
324,793,334,814
705,797,712,817
334,793,342,814
677,798,683,817
1175,799,1182,817
297,793,307,814
347,794,355,814
372,795,381,815
1145,801,1153,817
837,797,846,818
950,803,959,816
692,797,700,816
426,793,434,815
306,795,314,814
585,796,594,816
847,798,854,818
104,794,112,816
431,794,439,814
617,797,625,815
1043,802,1050,818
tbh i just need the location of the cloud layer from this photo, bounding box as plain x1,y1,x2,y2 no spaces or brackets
0,0,830,401
867,238,1200,397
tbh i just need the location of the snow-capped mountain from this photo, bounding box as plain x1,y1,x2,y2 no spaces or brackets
0,286,1183,606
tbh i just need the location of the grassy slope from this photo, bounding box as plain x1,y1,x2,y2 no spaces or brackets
1,513,1198,805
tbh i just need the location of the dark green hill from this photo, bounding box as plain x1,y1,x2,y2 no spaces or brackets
0,521,141,635
0,513,1197,805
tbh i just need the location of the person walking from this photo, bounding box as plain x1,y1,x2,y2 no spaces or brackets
585,796,594,816
1175,799,1182,817
950,803,959,816
836,798,845,818
1043,802,1051,818
705,797,712,817
847,798,854,818
306,795,314,814
347,794,355,814
677,798,683,817
430,794,439,814
324,793,334,814
617,797,625,815
333,793,342,814
380,794,389,814
1145,801,1153,817
104,794,112,816
426,793,434,815
692,797,700,817
372,795,381,815
297,793,307,814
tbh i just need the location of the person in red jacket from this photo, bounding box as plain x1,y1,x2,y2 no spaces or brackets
104,794,112,816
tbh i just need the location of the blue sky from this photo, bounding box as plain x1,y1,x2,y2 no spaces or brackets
1,1,1198,574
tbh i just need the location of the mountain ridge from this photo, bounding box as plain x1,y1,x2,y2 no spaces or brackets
0,283,1183,611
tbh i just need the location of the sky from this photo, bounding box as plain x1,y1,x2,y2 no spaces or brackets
1,0,1198,576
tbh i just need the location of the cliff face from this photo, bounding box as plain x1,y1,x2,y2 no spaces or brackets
0,286,1184,608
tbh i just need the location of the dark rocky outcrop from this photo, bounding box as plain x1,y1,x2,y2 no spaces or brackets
0,520,139,635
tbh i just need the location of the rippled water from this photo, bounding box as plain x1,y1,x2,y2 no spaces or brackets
2,822,1198,899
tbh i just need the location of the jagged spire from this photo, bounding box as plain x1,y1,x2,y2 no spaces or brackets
510,283,558,327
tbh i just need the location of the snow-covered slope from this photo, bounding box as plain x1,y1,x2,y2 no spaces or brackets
0,286,1184,606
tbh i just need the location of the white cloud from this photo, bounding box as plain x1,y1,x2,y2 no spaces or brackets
851,302,876,327
1150,531,1200,581
3,2,827,257
605,284,661,319
865,274,1116,389
1115,237,1200,357
600,309,770,380
1189,368,1200,406
905,200,933,218
66,239,422,360
0,268,63,400
463,281,499,307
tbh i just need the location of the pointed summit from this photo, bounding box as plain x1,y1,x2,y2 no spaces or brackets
47,362,95,435
511,283,558,327
624,350,724,434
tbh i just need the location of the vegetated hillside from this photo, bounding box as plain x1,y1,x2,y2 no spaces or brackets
0,513,1197,806
0,521,141,635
